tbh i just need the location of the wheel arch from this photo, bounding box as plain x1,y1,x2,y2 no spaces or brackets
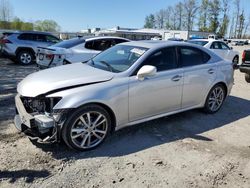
233,55,239,62
214,81,228,96
75,102,117,133
15,47,35,56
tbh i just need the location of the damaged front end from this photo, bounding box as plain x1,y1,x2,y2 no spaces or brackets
14,94,69,143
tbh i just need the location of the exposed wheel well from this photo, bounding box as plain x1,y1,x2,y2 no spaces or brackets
233,55,239,62
15,47,35,57
77,102,117,133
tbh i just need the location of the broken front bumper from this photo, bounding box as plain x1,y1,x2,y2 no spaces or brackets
14,94,60,143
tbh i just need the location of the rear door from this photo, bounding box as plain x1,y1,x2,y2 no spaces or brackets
179,46,217,108
210,41,225,59
219,42,233,62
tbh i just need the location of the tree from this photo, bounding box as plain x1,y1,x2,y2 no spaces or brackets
218,0,230,37
175,2,183,30
21,22,33,31
0,0,12,29
237,10,245,38
144,14,155,28
229,16,235,38
155,9,166,29
198,0,209,32
233,0,240,38
165,6,173,29
34,20,60,32
242,15,250,38
183,0,199,31
208,0,221,33
11,17,23,30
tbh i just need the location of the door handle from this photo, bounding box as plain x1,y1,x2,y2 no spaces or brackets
171,75,182,82
208,68,215,74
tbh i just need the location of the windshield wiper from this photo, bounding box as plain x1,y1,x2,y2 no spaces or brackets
99,61,113,72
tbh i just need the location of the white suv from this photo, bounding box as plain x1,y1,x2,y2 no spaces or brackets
0,31,60,65
36,36,130,69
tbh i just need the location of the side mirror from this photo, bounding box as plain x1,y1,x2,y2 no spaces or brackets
136,65,157,81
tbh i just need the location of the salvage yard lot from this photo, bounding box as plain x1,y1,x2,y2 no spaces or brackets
0,46,250,188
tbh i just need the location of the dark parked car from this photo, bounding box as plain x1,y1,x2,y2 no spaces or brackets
239,49,250,83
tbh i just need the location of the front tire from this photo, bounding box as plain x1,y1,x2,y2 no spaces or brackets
17,50,34,65
245,74,250,83
62,105,111,151
203,84,226,114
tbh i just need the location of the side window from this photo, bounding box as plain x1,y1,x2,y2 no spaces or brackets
211,42,221,49
46,35,60,43
85,41,94,49
220,42,230,50
180,47,210,67
35,34,46,42
141,47,177,72
18,33,34,41
114,39,129,44
92,39,112,51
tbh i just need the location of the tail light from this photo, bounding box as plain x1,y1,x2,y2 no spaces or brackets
242,51,246,62
45,54,54,60
0,39,12,44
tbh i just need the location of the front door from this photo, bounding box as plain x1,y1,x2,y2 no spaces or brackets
128,47,183,122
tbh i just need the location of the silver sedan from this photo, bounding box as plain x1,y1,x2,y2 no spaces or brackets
14,41,234,151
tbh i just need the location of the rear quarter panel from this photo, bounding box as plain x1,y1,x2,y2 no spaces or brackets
215,60,234,96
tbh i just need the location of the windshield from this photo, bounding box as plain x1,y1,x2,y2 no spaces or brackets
187,40,208,46
88,45,148,73
52,38,85,49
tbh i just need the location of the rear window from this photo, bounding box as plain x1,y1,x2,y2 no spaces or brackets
180,46,211,67
187,40,208,46
85,39,113,51
52,38,85,49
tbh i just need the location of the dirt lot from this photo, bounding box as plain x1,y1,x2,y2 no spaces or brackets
0,46,250,188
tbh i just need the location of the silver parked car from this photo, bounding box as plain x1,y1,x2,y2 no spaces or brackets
36,36,130,69
14,41,234,151
1,31,60,65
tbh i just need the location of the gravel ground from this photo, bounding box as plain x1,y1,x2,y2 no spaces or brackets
0,46,250,188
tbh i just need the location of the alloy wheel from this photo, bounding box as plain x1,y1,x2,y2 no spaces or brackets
20,53,32,64
208,86,225,112
70,111,108,149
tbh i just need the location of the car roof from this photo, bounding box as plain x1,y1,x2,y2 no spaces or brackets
118,40,222,60
117,40,192,49
188,39,225,43
12,30,55,35
84,36,130,41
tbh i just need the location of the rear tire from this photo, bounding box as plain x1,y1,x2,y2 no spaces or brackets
62,104,112,151
203,84,226,114
245,74,250,83
17,50,34,65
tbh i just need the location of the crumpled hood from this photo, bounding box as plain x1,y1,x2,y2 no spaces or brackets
18,63,114,97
